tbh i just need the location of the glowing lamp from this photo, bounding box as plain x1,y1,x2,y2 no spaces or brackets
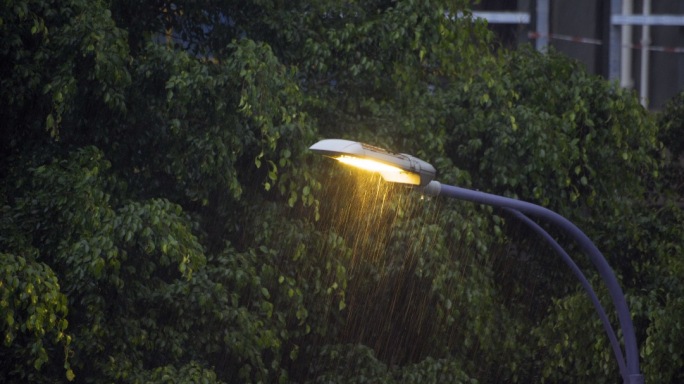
309,139,436,186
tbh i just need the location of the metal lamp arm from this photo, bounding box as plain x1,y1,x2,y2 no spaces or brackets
423,181,643,384
503,207,627,379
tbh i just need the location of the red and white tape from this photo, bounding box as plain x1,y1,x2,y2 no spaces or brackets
528,31,684,53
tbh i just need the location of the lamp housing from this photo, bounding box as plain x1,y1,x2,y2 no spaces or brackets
309,139,436,186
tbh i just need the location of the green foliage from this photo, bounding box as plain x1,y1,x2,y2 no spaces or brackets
2,0,683,383
0,253,73,382
441,47,659,212
534,290,618,383
641,294,684,382
0,0,130,148
122,38,311,205
656,91,684,199
632,204,684,382
446,49,682,383
658,91,684,159
306,344,476,384
306,344,395,383
131,361,223,384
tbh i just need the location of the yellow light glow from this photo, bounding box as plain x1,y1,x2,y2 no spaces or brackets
336,155,403,173
335,155,420,185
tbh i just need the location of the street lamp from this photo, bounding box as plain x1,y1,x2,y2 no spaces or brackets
310,138,644,384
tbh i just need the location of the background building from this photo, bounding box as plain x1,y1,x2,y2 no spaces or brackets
472,0,684,110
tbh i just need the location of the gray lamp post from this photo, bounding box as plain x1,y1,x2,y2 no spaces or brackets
310,139,644,384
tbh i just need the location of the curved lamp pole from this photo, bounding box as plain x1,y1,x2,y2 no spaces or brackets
310,139,644,384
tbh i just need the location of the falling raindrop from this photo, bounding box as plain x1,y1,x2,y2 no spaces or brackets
299,160,590,382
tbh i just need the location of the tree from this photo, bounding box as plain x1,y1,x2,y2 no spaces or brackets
657,91,684,202
2,0,682,383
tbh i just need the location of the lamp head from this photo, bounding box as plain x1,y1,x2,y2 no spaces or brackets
309,139,436,186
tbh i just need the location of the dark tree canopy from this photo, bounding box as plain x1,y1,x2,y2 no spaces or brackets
2,1,683,383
